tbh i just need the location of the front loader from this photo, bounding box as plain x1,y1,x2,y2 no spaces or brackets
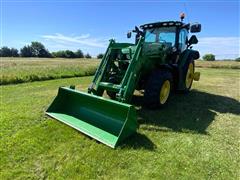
46,15,201,148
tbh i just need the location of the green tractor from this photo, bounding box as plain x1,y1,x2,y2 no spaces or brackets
46,16,201,148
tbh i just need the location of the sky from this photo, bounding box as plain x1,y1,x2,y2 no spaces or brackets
1,0,239,59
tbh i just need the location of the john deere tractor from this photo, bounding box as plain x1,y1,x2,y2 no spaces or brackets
46,16,201,148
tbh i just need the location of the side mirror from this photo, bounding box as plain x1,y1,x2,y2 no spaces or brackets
188,35,198,46
127,31,132,38
190,23,201,33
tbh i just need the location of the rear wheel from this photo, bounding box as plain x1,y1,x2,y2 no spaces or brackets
144,69,173,109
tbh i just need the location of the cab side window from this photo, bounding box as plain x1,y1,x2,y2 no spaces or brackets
179,29,188,52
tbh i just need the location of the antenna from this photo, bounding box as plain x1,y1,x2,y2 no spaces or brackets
183,2,190,23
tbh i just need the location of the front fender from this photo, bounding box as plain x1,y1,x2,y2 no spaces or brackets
177,49,200,90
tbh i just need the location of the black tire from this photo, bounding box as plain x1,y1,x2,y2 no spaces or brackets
144,69,173,109
182,58,195,92
107,91,116,99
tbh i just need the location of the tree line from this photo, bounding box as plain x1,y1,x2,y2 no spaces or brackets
1,42,239,61
0,41,104,59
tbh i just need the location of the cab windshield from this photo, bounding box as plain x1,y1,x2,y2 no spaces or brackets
144,27,176,47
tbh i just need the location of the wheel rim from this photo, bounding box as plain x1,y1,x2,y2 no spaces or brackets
185,63,194,89
159,80,170,104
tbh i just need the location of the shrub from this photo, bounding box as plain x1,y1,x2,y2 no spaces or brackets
20,45,33,57
52,51,65,58
85,53,92,59
21,42,51,57
64,50,75,58
75,49,84,58
52,50,84,58
203,54,215,61
31,42,51,57
0,47,19,57
235,57,240,62
10,48,19,57
0,47,12,57
97,53,104,59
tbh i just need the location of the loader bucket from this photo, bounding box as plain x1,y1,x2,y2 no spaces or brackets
46,87,138,148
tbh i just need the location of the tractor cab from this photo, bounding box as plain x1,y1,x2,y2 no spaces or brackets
140,21,201,50
127,20,201,63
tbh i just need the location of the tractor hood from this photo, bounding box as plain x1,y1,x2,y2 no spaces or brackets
142,43,172,57
121,45,137,55
121,43,171,59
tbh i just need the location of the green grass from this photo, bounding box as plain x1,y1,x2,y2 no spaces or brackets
0,57,99,85
195,60,240,69
1,68,239,179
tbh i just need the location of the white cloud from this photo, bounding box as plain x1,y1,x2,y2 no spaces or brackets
195,37,240,59
42,33,107,48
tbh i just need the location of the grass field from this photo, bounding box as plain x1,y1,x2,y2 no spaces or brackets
0,57,99,85
1,66,239,179
196,60,240,69
1,57,239,85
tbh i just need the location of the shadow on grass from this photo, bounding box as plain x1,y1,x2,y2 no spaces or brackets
132,90,240,134
119,133,157,150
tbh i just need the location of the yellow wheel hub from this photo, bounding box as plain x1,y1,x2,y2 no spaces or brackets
185,63,194,89
159,80,170,104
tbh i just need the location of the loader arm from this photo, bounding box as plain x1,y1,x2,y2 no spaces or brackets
88,39,115,94
116,37,144,103
88,36,144,104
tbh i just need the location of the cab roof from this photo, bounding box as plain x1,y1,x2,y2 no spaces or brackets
140,21,188,30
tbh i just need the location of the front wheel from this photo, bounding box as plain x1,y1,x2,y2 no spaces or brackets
106,76,117,99
144,69,173,109
183,59,195,92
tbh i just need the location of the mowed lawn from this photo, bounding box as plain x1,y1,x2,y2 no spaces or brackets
1,67,240,179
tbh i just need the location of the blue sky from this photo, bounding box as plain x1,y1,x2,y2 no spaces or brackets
1,0,239,59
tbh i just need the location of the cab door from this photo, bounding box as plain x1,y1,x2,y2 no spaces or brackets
178,28,188,52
